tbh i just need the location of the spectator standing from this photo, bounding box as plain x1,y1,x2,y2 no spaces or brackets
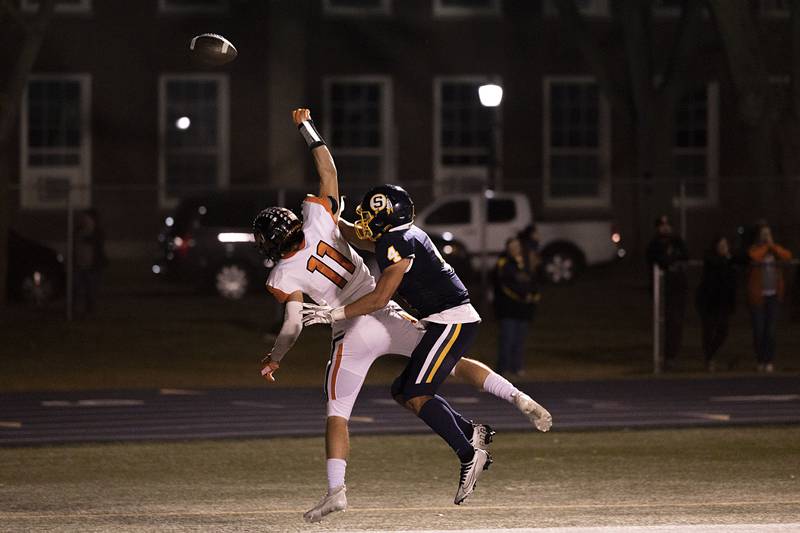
494,237,539,377
646,215,689,370
747,223,792,372
517,224,542,277
695,235,737,372
73,208,107,316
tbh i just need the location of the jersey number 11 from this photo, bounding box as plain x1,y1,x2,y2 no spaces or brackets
306,241,356,289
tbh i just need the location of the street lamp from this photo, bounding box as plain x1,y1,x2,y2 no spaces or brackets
477,82,503,309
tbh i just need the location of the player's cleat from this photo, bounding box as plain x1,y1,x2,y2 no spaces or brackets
303,485,347,523
470,423,495,451
513,391,553,432
454,448,492,505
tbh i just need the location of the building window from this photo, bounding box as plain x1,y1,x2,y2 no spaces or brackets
323,77,393,192
759,0,790,17
323,0,391,16
672,83,719,206
543,77,611,208
652,0,682,17
159,75,229,207
158,0,229,14
433,0,501,17
544,0,609,17
21,0,91,13
20,75,91,209
434,76,498,192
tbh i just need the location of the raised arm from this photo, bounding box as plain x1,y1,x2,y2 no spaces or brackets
292,108,338,203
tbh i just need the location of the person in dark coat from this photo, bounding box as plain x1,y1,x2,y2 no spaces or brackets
517,224,542,277
695,235,738,372
73,208,108,315
646,215,689,370
494,237,539,377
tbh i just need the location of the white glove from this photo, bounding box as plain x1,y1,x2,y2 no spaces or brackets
301,303,346,326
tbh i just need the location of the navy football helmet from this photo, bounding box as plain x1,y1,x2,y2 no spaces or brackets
252,207,304,261
355,184,415,242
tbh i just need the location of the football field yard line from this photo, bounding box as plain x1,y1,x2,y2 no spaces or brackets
343,526,800,533
3,499,799,519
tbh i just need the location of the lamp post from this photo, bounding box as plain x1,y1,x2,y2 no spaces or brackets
477,83,503,309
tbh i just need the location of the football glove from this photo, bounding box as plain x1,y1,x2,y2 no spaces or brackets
301,303,346,326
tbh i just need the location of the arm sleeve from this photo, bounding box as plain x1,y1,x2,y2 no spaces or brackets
268,300,303,362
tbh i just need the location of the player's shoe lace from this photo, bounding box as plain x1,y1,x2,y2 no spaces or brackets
454,448,492,505
513,391,553,432
303,484,347,523
470,423,496,450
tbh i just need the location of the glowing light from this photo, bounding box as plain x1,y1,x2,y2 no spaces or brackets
478,84,503,107
173,236,184,248
165,216,174,227
176,116,191,130
198,205,207,215
152,265,162,274
484,189,495,199
443,245,454,255
442,232,454,242
218,232,255,243
617,248,627,258
611,232,621,244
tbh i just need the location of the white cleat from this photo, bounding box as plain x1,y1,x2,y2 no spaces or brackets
454,448,492,505
303,485,347,523
513,391,553,432
470,423,496,451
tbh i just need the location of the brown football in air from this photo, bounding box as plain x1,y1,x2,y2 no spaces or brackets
189,33,238,66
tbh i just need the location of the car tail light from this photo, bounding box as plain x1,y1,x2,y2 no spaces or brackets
610,224,622,244
171,235,193,257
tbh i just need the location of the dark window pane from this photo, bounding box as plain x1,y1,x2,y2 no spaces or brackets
426,200,472,225
550,155,599,197
487,198,515,222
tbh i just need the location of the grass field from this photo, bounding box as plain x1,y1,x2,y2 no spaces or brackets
2,427,799,532
2,260,799,392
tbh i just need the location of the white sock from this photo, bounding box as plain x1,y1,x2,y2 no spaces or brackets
482,372,519,403
327,458,347,492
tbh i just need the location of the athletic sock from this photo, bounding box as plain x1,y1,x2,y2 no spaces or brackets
417,396,474,463
326,458,347,492
482,372,519,403
435,395,474,439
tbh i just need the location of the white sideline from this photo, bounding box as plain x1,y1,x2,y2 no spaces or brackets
344,525,800,533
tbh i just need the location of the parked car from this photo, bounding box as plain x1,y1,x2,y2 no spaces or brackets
416,192,624,284
7,230,65,305
153,191,305,299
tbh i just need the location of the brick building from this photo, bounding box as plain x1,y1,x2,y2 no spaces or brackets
4,0,799,257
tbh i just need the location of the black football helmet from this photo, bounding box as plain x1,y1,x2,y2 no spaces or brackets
252,207,304,261
355,184,415,242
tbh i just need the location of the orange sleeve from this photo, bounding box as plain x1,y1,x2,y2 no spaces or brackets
303,195,337,223
748,244,769,262
266,284,290,303
772,244,793,261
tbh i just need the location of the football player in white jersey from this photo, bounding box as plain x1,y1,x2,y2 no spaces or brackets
256,109,551,522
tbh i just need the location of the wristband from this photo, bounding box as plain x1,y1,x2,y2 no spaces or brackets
331,306,346,322
298,119,325,150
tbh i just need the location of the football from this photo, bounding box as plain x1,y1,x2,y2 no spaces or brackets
189,33,238,66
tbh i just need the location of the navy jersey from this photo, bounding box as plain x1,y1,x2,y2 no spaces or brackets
375,225,470,319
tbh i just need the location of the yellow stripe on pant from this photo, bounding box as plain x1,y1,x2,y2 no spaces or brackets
425,323,462,383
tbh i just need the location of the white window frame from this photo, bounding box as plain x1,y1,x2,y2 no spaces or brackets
323,0,392,17
20,74,92,210
433,75,501,193
158,0,229,14
433,0,501,17
21,0,91,13
671,82,719,208
542,76,611,209
759,0,790,18
544,0,609,17
158,73,230,208
322,75,395,184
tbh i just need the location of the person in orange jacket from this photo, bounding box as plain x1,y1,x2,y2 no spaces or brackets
747,223,793,372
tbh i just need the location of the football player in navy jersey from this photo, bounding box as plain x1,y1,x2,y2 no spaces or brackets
302,184,552,505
